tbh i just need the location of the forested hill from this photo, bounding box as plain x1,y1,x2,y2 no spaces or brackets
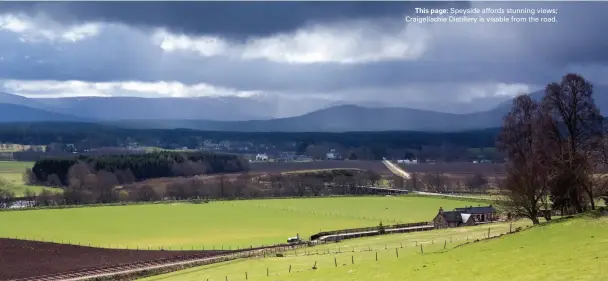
0,122,501,151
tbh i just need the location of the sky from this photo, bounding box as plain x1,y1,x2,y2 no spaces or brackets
0,1,607,114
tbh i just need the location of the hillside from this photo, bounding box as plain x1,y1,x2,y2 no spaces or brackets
109,105,504,132
34,96,275,121
1,85,606,132
115,85,608,132
142,216,608,281
0,103,87,123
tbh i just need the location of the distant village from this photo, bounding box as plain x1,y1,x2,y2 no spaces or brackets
2,138,499,164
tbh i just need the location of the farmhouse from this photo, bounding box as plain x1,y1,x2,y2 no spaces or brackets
432,205,497,229
454,205,498,223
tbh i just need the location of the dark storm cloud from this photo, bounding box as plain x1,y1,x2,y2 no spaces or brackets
0,37,582,94
0,1,470,38
1,1,608,106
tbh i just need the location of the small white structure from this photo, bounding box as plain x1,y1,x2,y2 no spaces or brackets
287,234,302,244
256,153,269,161
326,149,338,160
398,159,418,164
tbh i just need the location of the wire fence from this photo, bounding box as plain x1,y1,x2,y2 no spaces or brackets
184,225,524,281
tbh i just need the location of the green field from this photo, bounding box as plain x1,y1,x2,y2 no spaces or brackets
141,216,607,281
0,161,58,197
0,196,483,249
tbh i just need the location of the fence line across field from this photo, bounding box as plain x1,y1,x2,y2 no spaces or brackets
199,228,519,281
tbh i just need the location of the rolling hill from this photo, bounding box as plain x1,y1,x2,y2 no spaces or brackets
109,105,505,132
0,103,87,123
1,85,607,132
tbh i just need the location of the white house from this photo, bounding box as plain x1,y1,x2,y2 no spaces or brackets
326,149,340,160
255,153,269,161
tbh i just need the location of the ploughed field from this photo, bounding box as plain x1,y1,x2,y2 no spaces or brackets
0,238,228,280
0,196,482,250
249,160,391,174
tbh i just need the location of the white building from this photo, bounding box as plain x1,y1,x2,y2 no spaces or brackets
255,153,269,161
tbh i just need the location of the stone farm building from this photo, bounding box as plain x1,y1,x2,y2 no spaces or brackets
432,205,497,229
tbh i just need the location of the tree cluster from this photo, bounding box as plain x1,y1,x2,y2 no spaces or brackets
6,169,387,207
28,151,248,187
497,73,607,224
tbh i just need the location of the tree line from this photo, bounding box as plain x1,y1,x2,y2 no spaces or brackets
27,151,248,187
498,73,608,224
2,168,387,208
0,122,501,160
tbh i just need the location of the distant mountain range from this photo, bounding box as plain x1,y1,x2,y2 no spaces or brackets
1,86,607,132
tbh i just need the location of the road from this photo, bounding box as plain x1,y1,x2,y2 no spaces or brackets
381,158,411,179
381,159,495,200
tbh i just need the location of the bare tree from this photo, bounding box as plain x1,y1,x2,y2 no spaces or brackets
22,168,37,185
290,175,308,196
391,175,404,189
36,189,58,206
0,187,15,209
68,162,92,187
466,173,489,192
46,174,62,187
542,73,603,211
234,173,251,198
137,185,161,201
96,170,120,203
366,170,381,186
306,176,325,196
497,95,556,224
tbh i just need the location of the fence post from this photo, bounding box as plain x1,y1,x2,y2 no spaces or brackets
352,255,354,264
267,268,269,276
289,265,292,273
334,257,337,267
444,240,447,249
245,272,248,280
375,251,378,261
420,244,423,254
396,248,399,257
488,227,491,238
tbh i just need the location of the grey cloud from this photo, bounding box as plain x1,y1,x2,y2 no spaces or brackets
0,1,470,38
1,1,608,112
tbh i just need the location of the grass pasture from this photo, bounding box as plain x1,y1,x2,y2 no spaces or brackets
0,161,58,196
141,216,608,281
0,196,483,249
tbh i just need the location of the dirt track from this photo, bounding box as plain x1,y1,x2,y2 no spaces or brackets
0,238,228,280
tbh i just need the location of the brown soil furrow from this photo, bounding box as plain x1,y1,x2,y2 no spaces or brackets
1,238,299,281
